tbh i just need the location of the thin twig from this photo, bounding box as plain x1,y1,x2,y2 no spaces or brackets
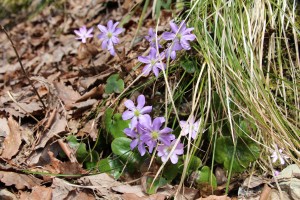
1,25,46,111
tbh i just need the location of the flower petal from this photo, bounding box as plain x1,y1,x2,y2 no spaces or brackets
142,65,152,76
140,106,152,114
122,110,134,120
152,66,160,77
97,24,108,33
124,99,135,110
107,20,113,31
162,32,175,40
153,117,165,130
170,21,178,33
137,95,145,109
159,127,173,134
130,139,139,150
138,56,151,64
130,117,138,129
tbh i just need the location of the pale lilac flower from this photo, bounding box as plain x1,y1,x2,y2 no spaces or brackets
74,26,93,43
165,42,183,60
162,21,196,59
274,170,280,176
140,117,175,153
124,125,147,156
179,116,200,140
145,28,162,48
271,147,289,165
97,20,124,56
138,47,165,77
122,94,152,129
157,140,184,164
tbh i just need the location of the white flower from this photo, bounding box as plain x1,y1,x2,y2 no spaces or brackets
271,146,289,165
179,116,200,140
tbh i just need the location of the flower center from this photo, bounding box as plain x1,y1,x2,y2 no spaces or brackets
151,131,159,139
134,110,140,117
107,32,113,38
177,34,182,39
150,59,156,66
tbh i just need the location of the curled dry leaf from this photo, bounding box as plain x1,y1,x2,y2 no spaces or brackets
20,186,52,200
0,171,42,190
1,116,22,160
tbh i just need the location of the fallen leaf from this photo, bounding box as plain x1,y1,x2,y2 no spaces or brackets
77,120,98,141
1,116,22,159
54,81,81,109
66,191,96,200
78,173,122,198
0,171,42,190
112,185,145,197
35,112,67,149
20,186,52,200
196,195,231,200
122,193,165,200
0,118,9,137
51,178,76,200
0,188,18,200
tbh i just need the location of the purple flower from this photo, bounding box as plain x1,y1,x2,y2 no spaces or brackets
122,94,152,129
179,116,200,140
165,42,183,60
162,21,196,59
157,140,184,164
145,28,162,48
271,146,289,165
97,20,124,56
124,125,147,156
74,26,93,43
140,117,175,153
138,47,166,77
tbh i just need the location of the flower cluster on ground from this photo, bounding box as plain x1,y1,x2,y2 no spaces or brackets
74,20,124,56
122,94,201,164
74,20,196,77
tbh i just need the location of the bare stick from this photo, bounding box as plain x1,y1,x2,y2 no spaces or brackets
1,25,46,110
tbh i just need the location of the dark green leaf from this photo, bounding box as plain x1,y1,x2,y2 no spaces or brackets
146,176,168,194
105,74,124,94
98,157,123,179
195,166,217,188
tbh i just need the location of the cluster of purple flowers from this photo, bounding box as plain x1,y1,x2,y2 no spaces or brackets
74,20,124,56
139,20,196,77
74,20,196,77
122,94,184,164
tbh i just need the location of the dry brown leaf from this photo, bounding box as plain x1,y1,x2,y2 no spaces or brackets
75,85,104,103
35,112,67,149
1,116,22,159
54,81,81,109
0,117,9,137
0,188,18,200
44,151,85,176
78,173,122,198
196,195,231,200
66,191,96,200
77,120,98,141
20,186,52,200
122,193,165,200
0,171,42,190
112,185,145,197
52,178,76,200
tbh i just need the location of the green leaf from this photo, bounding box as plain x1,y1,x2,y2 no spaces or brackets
104,108,129,138
145,176,168,194
195,166,217,188
98,157,123,179
111,137,144,165
181,59,197,73
163,163,179,182
104,108,114,132
67,135,89,162
110,113,129,138
105,74,124,94
179,155,202,174
214,136,260,172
